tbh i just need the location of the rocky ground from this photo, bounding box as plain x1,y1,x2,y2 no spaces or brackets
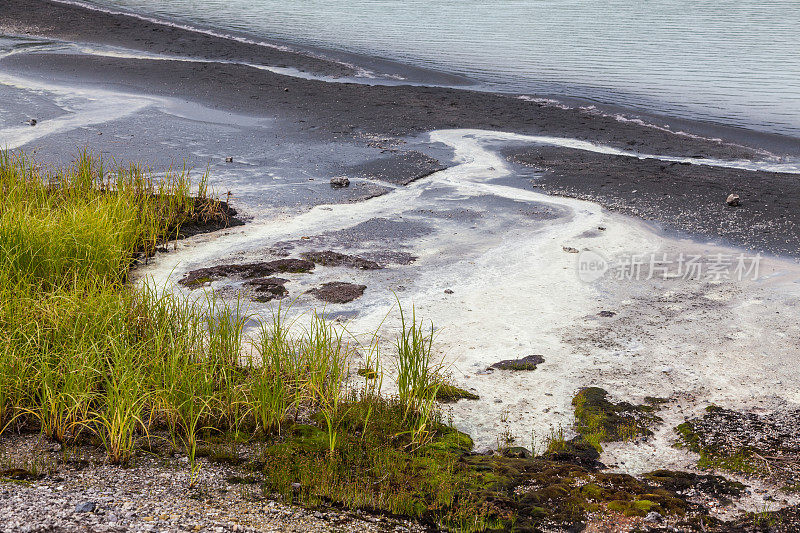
6,395,800,532
0,434,425,533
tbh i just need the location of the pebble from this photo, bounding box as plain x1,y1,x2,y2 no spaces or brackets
329,176,350,188
726,193,741,207
75,501,96,513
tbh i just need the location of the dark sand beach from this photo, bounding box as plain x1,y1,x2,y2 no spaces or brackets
3,0,800,257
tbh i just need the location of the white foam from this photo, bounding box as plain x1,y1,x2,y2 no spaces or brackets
139,128,800,453
47,0,378,78
0,72,154,150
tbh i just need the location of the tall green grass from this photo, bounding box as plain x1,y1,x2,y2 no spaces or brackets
0,151,493,530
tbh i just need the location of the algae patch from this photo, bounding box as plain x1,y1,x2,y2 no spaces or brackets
572,387,663,451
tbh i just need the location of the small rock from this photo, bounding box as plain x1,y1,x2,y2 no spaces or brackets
51,443,62,452
645,511,663,523
225,157,234,163
291,482,302,493
444,289,454,294
597,310,616,318
490,354,544,371
726,193,741,207
27,118,37,126
75,502,97,513
562,246,580,253
330,176,350,188
284,87,289,92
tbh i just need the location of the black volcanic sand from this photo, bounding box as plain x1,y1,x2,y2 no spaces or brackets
507,146,800,257
2,0,800,258
344,150,448,186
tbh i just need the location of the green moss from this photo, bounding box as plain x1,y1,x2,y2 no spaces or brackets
633,499,656,511
253,401,703,533
571,387,662,451
435,384,479,402
674,418,765,477
580,483,602,499
260,402,506,531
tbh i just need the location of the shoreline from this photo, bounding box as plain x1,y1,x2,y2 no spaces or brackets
3,0,800,260
3,1,800,531
11,0,800,148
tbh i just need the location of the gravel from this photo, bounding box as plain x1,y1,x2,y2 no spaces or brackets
0,435,425,533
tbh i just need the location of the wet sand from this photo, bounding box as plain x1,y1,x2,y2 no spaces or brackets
3,0,800,258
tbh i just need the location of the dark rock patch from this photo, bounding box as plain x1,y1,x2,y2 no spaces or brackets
541,436,604,470
490,354,544,371
508,145,800,258
675,405,800,486
345,150,446,186
301,250,382,270
246,277,288,302
179,258,314,288
597,310,617,317
329,176,350,188
308,282,366,304
501,446,532,459
75,502,97,513
643,470,745,503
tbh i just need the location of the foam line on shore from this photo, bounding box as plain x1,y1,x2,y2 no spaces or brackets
0,72,270,149
141,129,609,286
444,129,800,174
45,0,381,79
0,72,154,150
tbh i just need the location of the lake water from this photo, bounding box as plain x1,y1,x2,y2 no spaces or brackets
48,0,800,137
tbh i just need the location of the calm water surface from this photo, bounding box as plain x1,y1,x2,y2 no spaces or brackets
62,0,800,137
